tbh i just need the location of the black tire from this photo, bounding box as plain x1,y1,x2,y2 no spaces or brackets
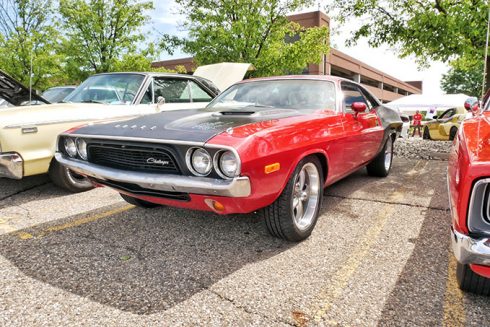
261,156,323,242
423,126,431,140
366,136,393,177
120,193,161,208
456,262,490,295
48,160,94,193
449,127,458,141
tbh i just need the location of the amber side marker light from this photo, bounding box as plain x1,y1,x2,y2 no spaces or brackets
205,199,225,212
265,163,280,174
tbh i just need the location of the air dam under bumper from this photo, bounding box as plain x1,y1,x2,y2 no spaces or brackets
451,227,490,266
55,153,251,198
0,152,23,179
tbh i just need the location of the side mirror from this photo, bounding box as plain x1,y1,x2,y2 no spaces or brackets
464,97,479,113
157,96,166,105
351,102,367,113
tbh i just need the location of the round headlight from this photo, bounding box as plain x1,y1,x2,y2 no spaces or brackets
218,151,238,178
76,138,87,160
190,148,212,175
64,138,77,157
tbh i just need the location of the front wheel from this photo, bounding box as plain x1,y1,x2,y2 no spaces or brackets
366,136,393,177
49,160,94,193
456,262,490,295
262,156,323,242
423,126,431,140
449,127,458,141
120,193,161,208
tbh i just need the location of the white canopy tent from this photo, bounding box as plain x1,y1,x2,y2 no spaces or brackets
386,93,469,118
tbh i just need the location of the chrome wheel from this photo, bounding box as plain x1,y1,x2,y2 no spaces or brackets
291,163,320,231
384,138,393,171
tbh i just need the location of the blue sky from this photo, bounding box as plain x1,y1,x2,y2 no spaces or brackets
148,1,448,95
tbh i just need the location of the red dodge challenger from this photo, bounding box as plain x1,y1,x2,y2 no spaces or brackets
55,76,402,241
448,96,490,294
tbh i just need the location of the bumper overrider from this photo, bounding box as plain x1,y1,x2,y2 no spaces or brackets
0,152,23,179
55,153,251,198
451,227,490,266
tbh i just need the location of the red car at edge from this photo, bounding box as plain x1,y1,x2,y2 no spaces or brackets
55,76,402,241
449,95,490,294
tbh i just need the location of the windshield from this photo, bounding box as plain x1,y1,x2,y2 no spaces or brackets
42,87,75,103
64,74,145,105
207,79,336,111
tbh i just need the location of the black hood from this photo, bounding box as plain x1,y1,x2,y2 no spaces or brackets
72,108,302,143
0,70,50,106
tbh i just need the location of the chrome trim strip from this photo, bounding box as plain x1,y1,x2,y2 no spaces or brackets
60,133,206,146
4,115,138,129
55,153,251,197
452,227,490,266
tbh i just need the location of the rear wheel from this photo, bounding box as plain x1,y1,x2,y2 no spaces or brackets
456,262,490,295
49,160,94,193
120,193,161,208
262,156,323,242
423,126,431,140
366,136,393,177
449,127,458,141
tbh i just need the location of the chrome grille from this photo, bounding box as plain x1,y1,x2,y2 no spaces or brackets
87,143,180,174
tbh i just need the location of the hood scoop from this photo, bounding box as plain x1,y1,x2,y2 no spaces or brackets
216,111,256,116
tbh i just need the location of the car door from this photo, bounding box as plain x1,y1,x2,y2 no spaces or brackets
340,82,384,171
135,77,215,114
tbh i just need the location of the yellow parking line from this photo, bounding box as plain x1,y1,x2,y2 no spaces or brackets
313,205,395,322
442,254,465,327
15,204,134,240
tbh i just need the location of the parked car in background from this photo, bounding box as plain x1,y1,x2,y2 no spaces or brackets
448,98,490,295
422,106,466,141
0,63,250,192
0,70,50,106
56,76,402,241
400,114,410,138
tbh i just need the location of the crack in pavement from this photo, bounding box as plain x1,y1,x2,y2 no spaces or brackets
208,288,297,327
0,181,51,205
324,193,449,212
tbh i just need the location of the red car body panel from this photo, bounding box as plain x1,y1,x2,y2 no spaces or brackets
448,112,490,277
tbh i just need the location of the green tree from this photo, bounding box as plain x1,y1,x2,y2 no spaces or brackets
327,0,489,87
161,0,330,76
59,0,154,80
441,63,483,97
0,0,66,89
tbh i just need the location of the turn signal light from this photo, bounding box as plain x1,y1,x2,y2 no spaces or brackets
265,163,280,174
205,199,225,212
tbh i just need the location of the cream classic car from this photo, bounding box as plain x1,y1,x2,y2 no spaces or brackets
0,63,250,192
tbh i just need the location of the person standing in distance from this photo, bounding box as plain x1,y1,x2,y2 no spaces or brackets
412,110,423,137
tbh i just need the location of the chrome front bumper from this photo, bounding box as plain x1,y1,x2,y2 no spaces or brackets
451,227,490,266
0,152,23,179
55,153,251,197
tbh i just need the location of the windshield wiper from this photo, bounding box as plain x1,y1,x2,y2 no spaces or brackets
80,100,104,104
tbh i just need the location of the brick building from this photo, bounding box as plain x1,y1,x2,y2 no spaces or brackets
152,10,422,102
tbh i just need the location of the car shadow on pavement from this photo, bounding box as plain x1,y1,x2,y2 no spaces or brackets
0,204,294,315
0,175,68,209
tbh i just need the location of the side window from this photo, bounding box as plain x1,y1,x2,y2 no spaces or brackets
140,82,153,104
359,87,379,109
440,108,455,119
153,78,190,103
189,81,213,102
341,82,369,113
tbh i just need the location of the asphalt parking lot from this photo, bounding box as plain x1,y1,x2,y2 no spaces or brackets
0,156,489,326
